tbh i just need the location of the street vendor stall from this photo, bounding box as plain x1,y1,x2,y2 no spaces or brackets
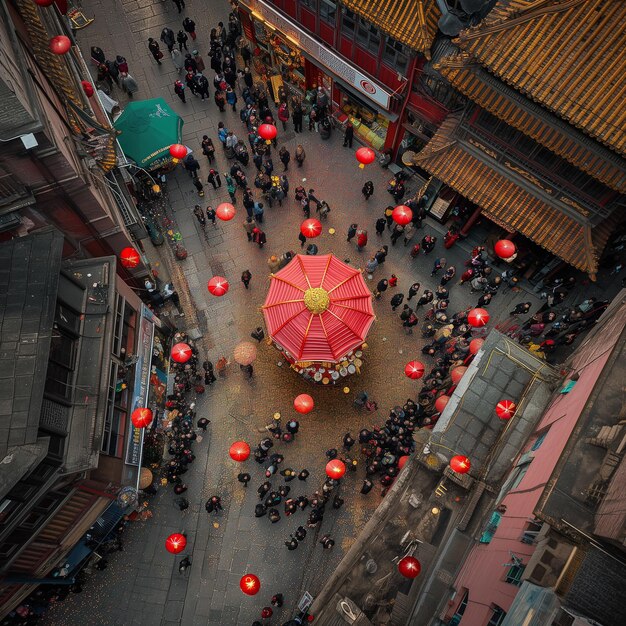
262,254,375,384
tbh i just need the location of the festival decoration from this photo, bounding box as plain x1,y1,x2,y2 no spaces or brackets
165,533,187,554
435,395,450,413
208,276,229,296
494,239,516,259
404,361,425,380
171,342,192,363
392,205,413,226
81,80,94,98
398,556,421,578
468,308,490,328
239,574,261,595
258,123,277,144
49,35,71,55
294,394,314,414
355,146,375,169
169,143,187,160
469,338,484,354
300,219,323,238
229,441,251,462
119,246,140,268
496,399,517,420
131,408,153,429
398,455,409,469
450,366,467,384
216,202,236,221
325,459,346,480
450,455,471,474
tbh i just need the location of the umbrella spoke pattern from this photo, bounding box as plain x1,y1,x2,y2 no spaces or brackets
262,255,374,363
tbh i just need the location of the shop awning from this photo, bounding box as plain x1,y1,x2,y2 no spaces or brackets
339,0,440,56
113,98,183,170
413,117,618,278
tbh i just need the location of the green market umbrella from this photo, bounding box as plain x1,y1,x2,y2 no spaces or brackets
114,98,183,170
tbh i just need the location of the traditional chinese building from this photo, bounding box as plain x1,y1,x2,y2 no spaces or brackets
411,0,626,279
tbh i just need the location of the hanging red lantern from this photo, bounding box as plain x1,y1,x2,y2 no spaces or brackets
165,533,187,554
34,0,55,6
216,202,236,221
451,366,467,384
169,143,188,160
398,556,421,578
398,455,409,469
49,35,71,55
392,205,413,226
119,246,140,268
469,338,484,355
450,455,471,474
208,276,229,296
325,459,346,480
240,573,261,595
131,408,153,429
435,395,449,413
300,218,323,238
229,441,251,462
496,399,517,420
294,394,314,414
468,308,490,328
494,239,516,259
81,80,94,98
355,146,375,169
404,360,425,380
258,123,277,144
171,342,192,363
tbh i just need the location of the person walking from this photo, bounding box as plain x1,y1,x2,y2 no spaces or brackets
206,205,216,225
243,217,256,242
171,47,185,73
374,278,388,299
184,153,200,178
375,217,386,236
356,228,368,251
193,205,206,228
148,38,163,65
440,266,456,286
295,144,306,167
120,73,139,98
196,73,210,101
362,180,374,200
252,227,267,248
343,123,354,148
192,50,205,72
253,201,264,224
172,0,185,13
365,256,378,274
237,472,251,487
241,269,252,289
225,173,237,203
226,87,238,111
174,80,186,103
177,30,188,51
431,257,447,276
160,27,175,53
279,146,290,171
182,16,196,40
207,169,221,190
390,223,404,246
510,302,532,316
390,293,404,310
477,293,493,308
293,104,303,133
403,221,416,246
278,102,290,130
407,282,421,300
347,223,358,243
201,136,215,163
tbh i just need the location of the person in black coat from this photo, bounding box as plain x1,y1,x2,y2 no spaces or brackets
343,123,354,148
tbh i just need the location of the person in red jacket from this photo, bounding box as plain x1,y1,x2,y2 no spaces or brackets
278,102,290,130
356,228,368,251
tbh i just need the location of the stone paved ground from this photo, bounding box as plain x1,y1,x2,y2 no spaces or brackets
42,1,550,624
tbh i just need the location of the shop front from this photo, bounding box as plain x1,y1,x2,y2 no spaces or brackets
239,0,396,150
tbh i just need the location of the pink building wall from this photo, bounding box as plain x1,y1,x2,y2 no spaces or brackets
450,320,623,625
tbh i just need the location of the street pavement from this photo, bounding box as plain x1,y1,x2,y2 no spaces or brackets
42,1,550,624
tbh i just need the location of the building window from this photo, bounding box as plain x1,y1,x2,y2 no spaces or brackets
479,511,502,544
487,606,507,626
300,0,317,8
356,22,381,54
342,7,356,36
382,37,409,75
505,563,526,586
449,589,468,626
320,0,337,23
44,321,78,403
102,361,130,457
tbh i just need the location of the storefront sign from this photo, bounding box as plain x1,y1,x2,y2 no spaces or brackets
242,0,391,109
429,196,452,222
125,305,155,466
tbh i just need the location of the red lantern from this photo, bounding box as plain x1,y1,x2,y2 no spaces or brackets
208,276,229,296
34,0,55,6
398,556,421,578
435,395,450,413
229,441,251,462
494,239,516,259
171,342,192,363
469,338,484,355
450,455,471,474
404,360,425,380
165,533,187,554
451,366,467,384
496,399,517,420
398,455,409,469
169,143,187,160
131,408,153,429
468,308,490,328
81,80,94,97
300,218,322,238
325,459,346,480
49,35,71,55
119,246,140,268
355,146,375,169
392,205,413,226
240,573,261,595
216,202,236,221
294,394,314,414
258,123,277,143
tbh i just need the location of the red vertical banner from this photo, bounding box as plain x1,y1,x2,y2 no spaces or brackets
239,9,256,43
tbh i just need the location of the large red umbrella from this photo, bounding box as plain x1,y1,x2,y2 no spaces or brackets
262,254,374,363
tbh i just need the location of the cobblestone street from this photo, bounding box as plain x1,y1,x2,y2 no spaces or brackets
42,1,548,624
